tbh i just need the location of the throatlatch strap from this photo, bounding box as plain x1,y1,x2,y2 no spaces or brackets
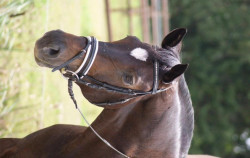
152,60,159,94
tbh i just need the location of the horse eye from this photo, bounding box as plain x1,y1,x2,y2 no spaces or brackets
122,74,134,85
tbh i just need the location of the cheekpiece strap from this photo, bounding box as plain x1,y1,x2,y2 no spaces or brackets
152,60,159,94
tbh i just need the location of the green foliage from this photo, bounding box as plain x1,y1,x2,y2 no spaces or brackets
169,0,250,157
0,0,33,49
0,0,34,138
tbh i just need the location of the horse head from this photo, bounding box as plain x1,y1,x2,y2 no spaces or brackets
34,28,194,158
34,28,188,109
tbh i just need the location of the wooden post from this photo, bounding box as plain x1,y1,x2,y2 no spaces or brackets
151,0,159,45
105,0,112,41
127,0,133,35
162,0,169,35
140,0,150,43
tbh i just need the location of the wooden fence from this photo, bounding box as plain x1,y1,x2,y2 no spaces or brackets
104,0,169,45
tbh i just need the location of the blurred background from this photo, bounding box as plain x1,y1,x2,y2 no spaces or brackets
0,0,249,157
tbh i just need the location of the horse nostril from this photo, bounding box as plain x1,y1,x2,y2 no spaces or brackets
42,47,60,57
48,48,60,56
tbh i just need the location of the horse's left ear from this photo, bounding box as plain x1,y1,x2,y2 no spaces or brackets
161,28,187,54
162,64,188,83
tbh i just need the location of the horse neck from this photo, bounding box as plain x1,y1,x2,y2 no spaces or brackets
90,82,182,157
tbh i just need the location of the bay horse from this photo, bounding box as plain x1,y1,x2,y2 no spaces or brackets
0,28,205,158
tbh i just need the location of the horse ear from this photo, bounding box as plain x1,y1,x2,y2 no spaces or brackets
162,64,188,83
161,28,187,54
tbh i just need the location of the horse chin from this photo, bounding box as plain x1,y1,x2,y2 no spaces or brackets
35,56,55,69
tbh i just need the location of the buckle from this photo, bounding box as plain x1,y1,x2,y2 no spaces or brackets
60,68,79,81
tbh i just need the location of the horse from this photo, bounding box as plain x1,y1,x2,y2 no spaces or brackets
0,28,216,158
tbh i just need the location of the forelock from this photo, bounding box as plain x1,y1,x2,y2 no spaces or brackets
149,45,181,67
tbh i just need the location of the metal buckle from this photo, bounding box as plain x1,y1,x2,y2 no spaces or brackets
60,68,79,81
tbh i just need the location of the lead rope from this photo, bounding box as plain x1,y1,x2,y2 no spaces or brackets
67,79,130,158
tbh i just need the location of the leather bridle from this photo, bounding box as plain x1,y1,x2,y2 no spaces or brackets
51,36,172,158
52,36,170,107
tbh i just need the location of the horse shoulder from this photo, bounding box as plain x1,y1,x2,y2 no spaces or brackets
0,138,20,158
20,124,87,146
0,124,87,157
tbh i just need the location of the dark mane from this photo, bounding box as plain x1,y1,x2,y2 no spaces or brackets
148,45,180,69
150,46,194,156
179,75,194,156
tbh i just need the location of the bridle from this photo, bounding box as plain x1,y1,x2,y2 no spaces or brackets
52,36,170,107
51,36,172,158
